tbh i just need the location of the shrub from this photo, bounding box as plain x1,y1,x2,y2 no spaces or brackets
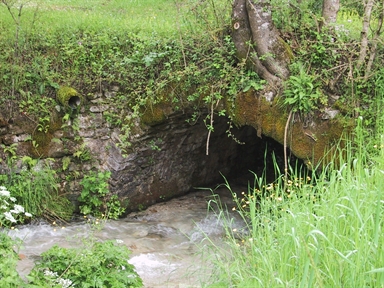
27,239,143,288
78,171,125,219
0,232,24,287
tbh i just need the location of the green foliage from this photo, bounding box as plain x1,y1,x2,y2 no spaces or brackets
27,240,143,288
62,156,71,171
340,0,364,16
271,0,322,31
0,232,25,287
300,30,342,69
73,143,92,162
282,62,325,114
149,138,162,151
78,171,125,219
9,166,73,221
18,91,57,133
1,143,18,167
336,9,362,40
352,68,384,130
0,152,74,222
185,0,232,36
106,195,126,220
0,0,239,156
291,28,345,99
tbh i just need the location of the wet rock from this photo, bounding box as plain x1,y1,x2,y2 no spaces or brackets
322,108,340,120
47,138,67,158
0,127,8,135
0,114,8,127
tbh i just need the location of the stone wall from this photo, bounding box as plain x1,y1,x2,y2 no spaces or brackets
3,80,341,213
0,86,275,213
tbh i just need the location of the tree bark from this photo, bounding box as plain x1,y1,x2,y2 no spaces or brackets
356,0,374,70
232,0,291,93
365,1,384,79
321,0,340,27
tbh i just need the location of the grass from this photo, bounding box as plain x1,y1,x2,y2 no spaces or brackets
337,9,365,40
202,112,384,287
0,0,230,38
5,161,74,222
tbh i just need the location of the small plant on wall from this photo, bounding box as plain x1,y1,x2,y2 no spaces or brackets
78,171,125,219
282,61,326,115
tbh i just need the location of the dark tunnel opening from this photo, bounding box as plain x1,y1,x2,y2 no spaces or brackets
142,112,310,202
220,126,307,185
68,95,81,109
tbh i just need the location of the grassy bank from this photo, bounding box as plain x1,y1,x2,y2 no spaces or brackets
203,113,384,286
0,0,246,158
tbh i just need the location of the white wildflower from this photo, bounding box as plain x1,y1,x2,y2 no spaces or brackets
116,239,124,244
13,204,25,213
56,278,74,288
0,189,10,198
44,270,58,277
9,197,16,202
25,212,32,217
121,265,126,270
4,211,17,223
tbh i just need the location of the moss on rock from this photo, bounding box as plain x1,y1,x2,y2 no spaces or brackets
57,86,83,110
276,36,294,62
48,110,63,133
31,130,53,158
229,90,352,169
141,105,167,126
141,101,174,126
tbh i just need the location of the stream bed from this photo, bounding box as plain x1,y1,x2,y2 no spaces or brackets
8,185,246,287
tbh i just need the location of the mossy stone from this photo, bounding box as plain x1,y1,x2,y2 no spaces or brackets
141,105,166,126
31,130,53,158
229,90,351,169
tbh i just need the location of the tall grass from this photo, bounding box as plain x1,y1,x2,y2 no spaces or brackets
203,106,384,287
2,160,74,222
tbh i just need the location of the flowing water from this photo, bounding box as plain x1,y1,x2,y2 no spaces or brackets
8,185,246,287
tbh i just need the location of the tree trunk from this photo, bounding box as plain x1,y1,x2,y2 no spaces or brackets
356,0,375,71
232,0,291,94
365,1,384,78
321,0,340,27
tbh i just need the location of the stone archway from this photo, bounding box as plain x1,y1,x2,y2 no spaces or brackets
104,111,301,212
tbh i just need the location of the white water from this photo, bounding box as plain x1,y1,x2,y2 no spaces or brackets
8,186,245,287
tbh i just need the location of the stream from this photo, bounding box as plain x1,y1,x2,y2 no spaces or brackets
8,185,246,287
